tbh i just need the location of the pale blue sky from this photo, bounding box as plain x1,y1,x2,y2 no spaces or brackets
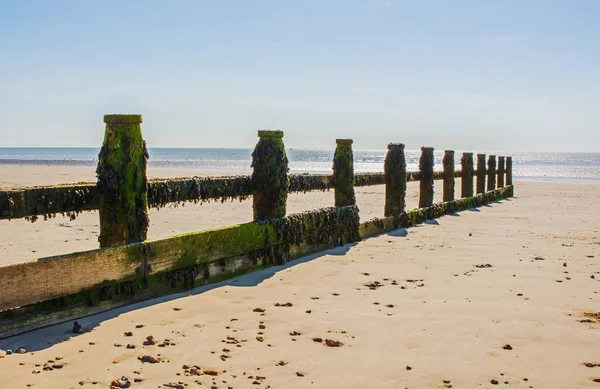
1,0,598,151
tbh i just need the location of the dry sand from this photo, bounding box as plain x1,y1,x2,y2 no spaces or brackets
1,166,600,388
0,165,447,265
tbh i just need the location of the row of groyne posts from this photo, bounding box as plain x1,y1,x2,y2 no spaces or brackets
95,115,513,248
0,114,514,338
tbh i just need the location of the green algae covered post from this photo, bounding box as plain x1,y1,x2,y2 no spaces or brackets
506,156,513,186
251,130,289,220
442,150,455,202
384,143,406,216
97,114,149,248
418,147,435,208
333,139,356,207
476,153,486,194
461,152,474,198
497,156,506,188
487,155,497,191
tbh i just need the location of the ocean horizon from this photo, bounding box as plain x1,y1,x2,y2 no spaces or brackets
1,147,599,183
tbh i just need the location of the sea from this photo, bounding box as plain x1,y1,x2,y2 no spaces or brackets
1,148,599,183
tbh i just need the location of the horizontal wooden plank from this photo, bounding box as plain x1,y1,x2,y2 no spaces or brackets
0,244,144,312
359,185,513,239
0,184,98,220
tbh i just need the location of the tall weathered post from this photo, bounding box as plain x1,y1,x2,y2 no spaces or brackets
418,147,434,208
461,152,474,198
97,114,149,248
333,139,356,207
442,150,455,202
251,130,289,220
476,154,486,194
506,156,513,186
384,143,406,216
487,155,497,191
497,156,505,188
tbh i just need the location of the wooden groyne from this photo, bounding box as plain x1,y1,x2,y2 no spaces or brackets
0,114,514,338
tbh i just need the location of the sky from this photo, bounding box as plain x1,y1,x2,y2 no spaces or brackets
0,0,599,152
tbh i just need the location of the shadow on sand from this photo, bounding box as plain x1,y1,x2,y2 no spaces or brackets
0,242,358,352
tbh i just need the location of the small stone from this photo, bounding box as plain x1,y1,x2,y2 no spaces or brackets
126,344,136,349
110,377,131,388
138,355,159,363
72,321,82,334
135,324,144,328
305,310,312,314
124,332,133,337
204,369,219,376
16,347,27,354
312,337,322,343
502,344,513,350
5,349,12,355
324,339,343,347
296,372,304,377
406,366,412,370
143,336,156,346
491,379,499,385
253,308,265,313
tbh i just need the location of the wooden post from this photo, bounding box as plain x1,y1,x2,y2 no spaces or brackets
251,130,289,220
487,155,497,191
97,114,149,248
497,156,505,188
384,143,406,216
333,139,356,207
476,154,486,194
418,147,434,208
442,150,455,202
506,156,513,186
461,152,474,198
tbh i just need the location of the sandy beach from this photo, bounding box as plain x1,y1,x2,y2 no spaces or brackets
0,166,599,388
0,165,449,265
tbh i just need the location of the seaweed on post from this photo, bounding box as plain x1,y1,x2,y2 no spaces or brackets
418,147,434,208
333,139,356,207
461,152,474,198
384,143,406,216
476,154,486,194
442,150,455,202
497,156,505,188
251,130,289,220
487,155,497,191
96,114,149,248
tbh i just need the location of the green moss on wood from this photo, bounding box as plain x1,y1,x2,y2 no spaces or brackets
442,150,455,202
384,143,406,216
251,130,289,220
461,153,474,198
97,114,149,248
476,154,486,194
418,147,434,208
487,155,497,191
289,174,332,193
333,139,356,207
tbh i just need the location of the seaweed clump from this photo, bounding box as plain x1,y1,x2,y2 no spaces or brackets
442,150,455,202
332,139,355,207
418,147,434,208
147,176,252,209
96,114,149,247
460,153,474,198
251,130,289,220
384,143,406,216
